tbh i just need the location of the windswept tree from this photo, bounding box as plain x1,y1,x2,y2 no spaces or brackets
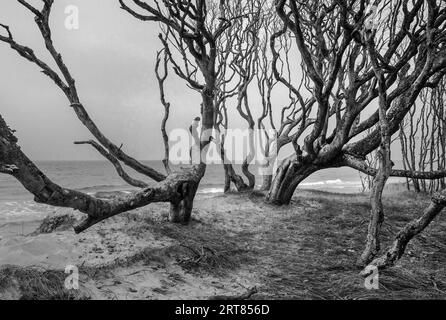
256,17,317,191
0,0,247,231
265,0,446,266
399,79,446,193
212,1,253,193
2,0,446,274
266,0,446,207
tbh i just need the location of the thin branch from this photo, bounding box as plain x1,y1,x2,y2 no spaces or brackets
74,140,149,188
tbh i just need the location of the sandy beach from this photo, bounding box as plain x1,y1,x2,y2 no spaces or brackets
0,186,445,300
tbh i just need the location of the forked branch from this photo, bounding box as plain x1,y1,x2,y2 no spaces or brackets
0,0,166,182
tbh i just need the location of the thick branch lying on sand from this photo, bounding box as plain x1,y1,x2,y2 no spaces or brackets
74,140,149,188
0,115,204,234
341,154,446,180
362,189,446,272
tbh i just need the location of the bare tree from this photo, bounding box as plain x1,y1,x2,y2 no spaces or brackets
254,8,317,192
399,79,446,193
212,2,250,193
0,0,246,230
228,2,265,190
358,28,393,265
364,188,446,271
261,0,446,266
264,0,446,207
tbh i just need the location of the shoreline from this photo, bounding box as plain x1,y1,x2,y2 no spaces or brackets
1,187,445,300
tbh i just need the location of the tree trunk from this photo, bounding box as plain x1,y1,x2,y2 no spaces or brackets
169,181,199,223
260,173,272,191
259,138,276,192
358,52,392,266
224,164,248,192
217,133,248,193
266,154,317,205
357,146,390,266
0,112,207,232
363,189,446,271
242,160,256,190
241,126,256,189
223,164,231,193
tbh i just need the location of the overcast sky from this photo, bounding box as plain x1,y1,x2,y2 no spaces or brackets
0,0,209,161
0,1,404,162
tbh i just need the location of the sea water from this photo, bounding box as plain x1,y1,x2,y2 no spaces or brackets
0,160,405,221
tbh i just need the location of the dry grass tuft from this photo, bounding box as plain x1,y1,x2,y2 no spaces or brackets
0,265,87,300
123,213,255,276
32,213,77,235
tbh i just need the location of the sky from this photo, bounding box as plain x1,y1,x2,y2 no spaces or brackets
0,0,207,161
0,0,404,162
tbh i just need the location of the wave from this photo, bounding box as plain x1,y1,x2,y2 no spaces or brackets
198,187,224,194
301,179,359,186
300,179,362,189
0,200,52,221
76,184,137,192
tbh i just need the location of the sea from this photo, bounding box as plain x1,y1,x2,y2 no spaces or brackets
0,160,406,222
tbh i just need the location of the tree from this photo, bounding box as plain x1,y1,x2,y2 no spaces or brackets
399,79,446,193
262,0,446,266
0,0,246,230
265,0,446,206
212,1,253,193
364,188,446,270
256,9,317,192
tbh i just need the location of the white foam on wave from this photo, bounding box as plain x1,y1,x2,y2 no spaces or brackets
300,179,362,188
198,187,224,194
0,200,51,221
325,179,343,185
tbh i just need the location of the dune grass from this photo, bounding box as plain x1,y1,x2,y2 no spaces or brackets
2,188,444,300
0,265,85,300
121,189,446,299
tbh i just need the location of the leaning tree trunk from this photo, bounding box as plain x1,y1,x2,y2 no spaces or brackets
266,154,318,205
0,113,206,232
224,164,248,193
242,160,256,190
363,189,446,272
218,134,248,193
241,126,256,189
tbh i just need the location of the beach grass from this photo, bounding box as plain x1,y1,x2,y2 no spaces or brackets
0,265,85,300
1,187,445,299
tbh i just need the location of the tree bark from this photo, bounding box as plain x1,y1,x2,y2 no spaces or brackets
363,189,446,271
266,154,317,205
217,133,248,193
358,38,393,266
224,164,249,193
260,172,273,192
357,146,390,266
0,114,205,232
241,125,256,190
169,180,199,223
242,161,256,190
